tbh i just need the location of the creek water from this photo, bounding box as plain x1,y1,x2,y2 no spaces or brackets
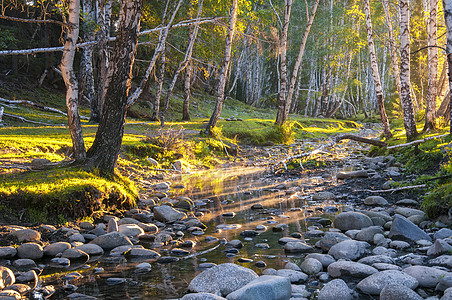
46,166,341,299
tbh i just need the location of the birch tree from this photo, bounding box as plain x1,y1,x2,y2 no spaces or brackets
424,0,438,131
205,0,238,133
60,0,86,161
443,0,452,132
364,0,392,138
275,0,292,125
399,0,418,140
85,0,142,174
279,0,320,125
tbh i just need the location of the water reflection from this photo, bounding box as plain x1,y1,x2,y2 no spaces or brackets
46,166,339,299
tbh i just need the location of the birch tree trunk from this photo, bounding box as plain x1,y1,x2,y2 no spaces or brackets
80,0,96,108
85,0,142,174
152,50,166,121
205,0,238,132
281,0,320,123
399,0,418,140
182,59,193,121
364,0,392,138
164,0,204,115
424,0,438,131
443,0,452,133
381,0,402,98
275,0,293,125
60,0,86,161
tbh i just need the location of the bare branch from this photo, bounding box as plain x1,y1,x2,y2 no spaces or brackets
0,15,66,26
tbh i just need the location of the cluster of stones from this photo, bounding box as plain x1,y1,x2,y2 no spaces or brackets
0,181,218,299
182,202,452,300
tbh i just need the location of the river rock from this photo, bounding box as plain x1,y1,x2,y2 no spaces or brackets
0,266,15,289
312,192,336,201
225,275,291,300
188,263,258,296
427,239,452,256
17,243,43,259
90,232,133,250
356,226,384,243
336,170,368,180
435,228,452,240
13,229,41,242
396,199,419,206
15,270,37,283
0,247,17,259
152,182,170,190
333,212,373,231
284,262,301,271
275,269,308,283
300,258,323,274
74,244,104,256
356,270,419,295
316,232,351,251
12,259,36,270
0,289,21,299
436,275,452,291
429,255,452,268
67,292,98,300
395,207,425,218
357,210,392,222
153,205,186,223
390,240,410,250
402,266,448,288
62,248,89,261
317,279,352,300
358,255,395,265
379,284,423,300
126,248,160,259
305,254,336,267
364,196,388,206
389,215,431,242
118,224,144,237
43,242,71,257
328,260,378,279
107,218,118,233
182,293,226,300
328,240,370,260
284,241,314,253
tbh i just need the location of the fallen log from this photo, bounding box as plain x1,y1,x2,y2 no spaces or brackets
336,134,387,147
387,134,449,149
354,184,427,193
3,112,65,126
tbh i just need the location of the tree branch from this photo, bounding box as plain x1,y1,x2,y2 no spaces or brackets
0,15,66,26
3,112,65,126
336,134,388,147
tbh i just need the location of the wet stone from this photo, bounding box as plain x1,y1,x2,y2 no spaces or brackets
12,259,36,271
157,256,179,263
17,243,43,260
225,240,243,249
0,247,17,259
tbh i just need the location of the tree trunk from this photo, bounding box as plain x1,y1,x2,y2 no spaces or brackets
85,0,142,174
60,0,86,162
275,0,293,125
205,0,238,133
444,0,452,133
381,0,402,98
399,0,418,140
80,0,96,109
424,0,438,131
152,50,166,121
282,0,319,122
182,59,193,121
364,0,392,138
164,0,204,116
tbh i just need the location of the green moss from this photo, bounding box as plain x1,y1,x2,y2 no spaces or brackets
422,181,452,218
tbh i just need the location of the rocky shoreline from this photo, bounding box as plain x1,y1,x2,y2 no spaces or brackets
1,127,452,299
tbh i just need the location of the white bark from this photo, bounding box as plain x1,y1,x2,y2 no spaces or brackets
424,0,438,130
443,0,452,132
60,0,86,161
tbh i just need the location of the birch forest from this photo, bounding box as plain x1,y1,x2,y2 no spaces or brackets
1,0,452,170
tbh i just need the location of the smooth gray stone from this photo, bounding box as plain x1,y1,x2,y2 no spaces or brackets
316,232,351,251
429,255,452,268
389,215,431,243
364,196,388,206
305,254,336,267
17,243,43,259
284,242,314,253
0,247,17,259
395,207,425,218
67,292,98,299
427,239,452,256
13,229,41,242
356,226,383,243
89,232,133,250
153,205,186,223
333,212,373,231
356,270,418,295
275,269,308,283
312,192,336,201
226,275,291,300
358,255,395,265
328,240,370,260
182,293,227,300
300,258,323,275
436,275,452,292
435,228,452,240
74,244,104,256
379,284,423,300
336,170,368,180
403,266,448,288
318,279,352,300
328,260,378,279
188,263,258,296
43,242,71,257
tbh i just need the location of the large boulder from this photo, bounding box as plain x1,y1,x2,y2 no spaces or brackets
188,263,258,296
402,266,448,288
388,215,431,243
318,279,352,300
333,212,373,231
225,275,291,300
328,240,370,260
90,232,133,250
356,270,418,295
153,205,186,223
379,284,423,300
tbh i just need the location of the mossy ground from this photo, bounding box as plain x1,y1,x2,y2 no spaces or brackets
0,78,362,223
